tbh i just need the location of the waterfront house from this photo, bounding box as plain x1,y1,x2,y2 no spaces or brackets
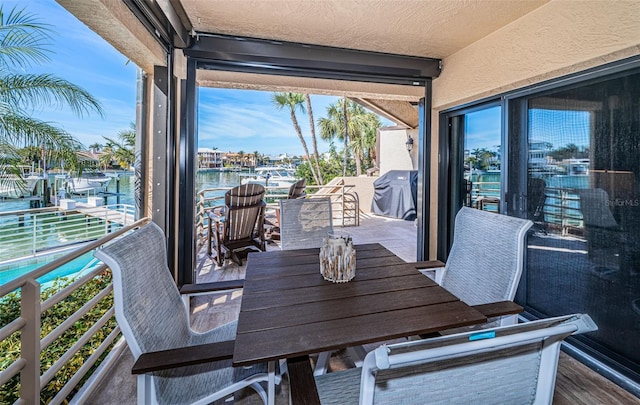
5,0,640,402
197,147,223,169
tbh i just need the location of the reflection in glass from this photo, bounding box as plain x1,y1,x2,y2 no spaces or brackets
464,106,501,212
523,71,640,376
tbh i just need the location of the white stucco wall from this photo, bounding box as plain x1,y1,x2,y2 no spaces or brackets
433,0,640,110
378,128,419,175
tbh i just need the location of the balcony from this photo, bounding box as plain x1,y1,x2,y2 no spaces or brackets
2,204,637,403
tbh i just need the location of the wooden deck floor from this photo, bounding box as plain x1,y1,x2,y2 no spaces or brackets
87,213,639,404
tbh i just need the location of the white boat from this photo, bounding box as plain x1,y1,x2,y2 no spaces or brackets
0,166,43,198
240,166,298,188
58,172,112,195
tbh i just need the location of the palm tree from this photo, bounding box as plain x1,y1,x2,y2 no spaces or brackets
102,123,135,169
304,94,323,184
237,150,245,168
98,142,115,170
349,112,381,175
272,92,321,185
0,5,103,187
318,99,376,176
88,142,102,151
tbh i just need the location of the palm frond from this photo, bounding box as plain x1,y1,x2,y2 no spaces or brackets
0,74,103,117
0,5,52,70
0,113,82,151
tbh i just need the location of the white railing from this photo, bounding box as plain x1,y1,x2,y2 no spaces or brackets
195,181,360,250
468,182,585,235
0,218,149,404
0,204,136,264
537,186,583,236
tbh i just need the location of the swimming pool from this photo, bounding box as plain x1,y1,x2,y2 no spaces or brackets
0,251,101,287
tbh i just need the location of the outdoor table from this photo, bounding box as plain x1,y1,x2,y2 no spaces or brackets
233,243,488,404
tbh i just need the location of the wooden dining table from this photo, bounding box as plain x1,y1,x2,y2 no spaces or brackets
232,243,488,404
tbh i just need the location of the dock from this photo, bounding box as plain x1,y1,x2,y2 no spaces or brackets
69,202,135,226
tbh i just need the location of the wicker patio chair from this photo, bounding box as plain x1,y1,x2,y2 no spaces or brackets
528,177,547,233
94,222,277,405
291,313,597,405
265,179,307,241
279,197,333,250
208,183,266,265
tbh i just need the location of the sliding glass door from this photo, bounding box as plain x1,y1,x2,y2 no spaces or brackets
438,103,502,259
515,68,640,383
440,60,640,390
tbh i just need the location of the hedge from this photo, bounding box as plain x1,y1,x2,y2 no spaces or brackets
0,271,118,404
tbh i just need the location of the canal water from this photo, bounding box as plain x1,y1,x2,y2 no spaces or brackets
0,170,247,213
0,170,248,286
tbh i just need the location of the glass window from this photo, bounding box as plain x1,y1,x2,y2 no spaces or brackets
522,70,640,377
464,106,502,212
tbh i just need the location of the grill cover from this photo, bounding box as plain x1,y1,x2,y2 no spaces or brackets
371,170,417,220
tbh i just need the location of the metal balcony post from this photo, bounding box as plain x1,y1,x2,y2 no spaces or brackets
21,280,41,403
32,215,37,255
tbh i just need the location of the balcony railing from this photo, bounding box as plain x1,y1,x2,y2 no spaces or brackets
0,204,136,264
0,218,149,404
195,180,360,251
470,181,584,235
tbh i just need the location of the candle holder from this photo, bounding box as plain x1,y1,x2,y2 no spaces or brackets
319,231,356,283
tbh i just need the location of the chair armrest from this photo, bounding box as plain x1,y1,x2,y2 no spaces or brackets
471,301,523,318
179,279,245,295
418,302,523,339
132,340,235,374
413,260,446,283
413,260,445,269
288,356,321,405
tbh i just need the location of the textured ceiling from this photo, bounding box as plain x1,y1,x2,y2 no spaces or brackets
181,0,549,59
179,0,548,126
58,0,550,127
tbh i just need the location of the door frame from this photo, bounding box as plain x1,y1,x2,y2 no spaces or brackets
437,100,503,261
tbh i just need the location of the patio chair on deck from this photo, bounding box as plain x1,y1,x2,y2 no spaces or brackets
265,179,307,241
290,314,597,405
94,222,276,405
279,197,333,250
528,177,547,233
577,188,625,259
208,184,266,266
287,178,307,199
417,207,533,329
315,207,533,375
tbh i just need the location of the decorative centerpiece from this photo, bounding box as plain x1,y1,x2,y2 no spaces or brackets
319,231,356,283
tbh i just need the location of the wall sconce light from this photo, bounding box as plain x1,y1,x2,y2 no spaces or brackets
405,136,414,152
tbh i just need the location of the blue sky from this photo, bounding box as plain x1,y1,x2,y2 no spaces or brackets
4,0,138,148
5,0,345,156
465,106,590,153
465,107,501,152
198,89,340,155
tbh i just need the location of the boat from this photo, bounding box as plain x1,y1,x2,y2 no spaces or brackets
57,171,112,195
562,158,589,176
240,166,298,188
0,166,44,199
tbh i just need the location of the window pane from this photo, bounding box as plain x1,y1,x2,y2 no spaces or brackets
524,71,640,374
464,106,501,212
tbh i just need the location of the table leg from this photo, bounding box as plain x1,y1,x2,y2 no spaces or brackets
268,360,276,405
